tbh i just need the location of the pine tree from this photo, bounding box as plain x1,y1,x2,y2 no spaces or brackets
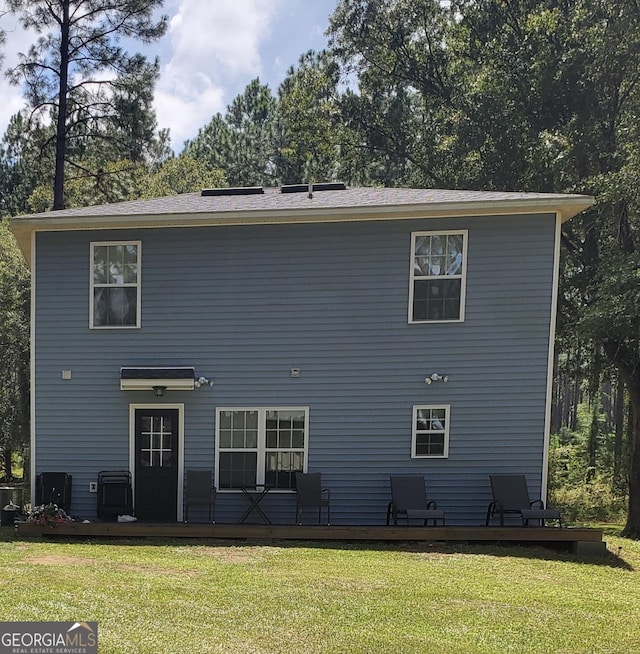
7,0,168,210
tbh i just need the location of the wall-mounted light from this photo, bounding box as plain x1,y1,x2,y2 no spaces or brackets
153,385,167,397
194,376,214,388
425,373,448,384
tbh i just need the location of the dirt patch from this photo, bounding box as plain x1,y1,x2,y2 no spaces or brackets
182,545,268,564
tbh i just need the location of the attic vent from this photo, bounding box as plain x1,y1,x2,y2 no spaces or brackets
281,182,347,194
201,186,264,197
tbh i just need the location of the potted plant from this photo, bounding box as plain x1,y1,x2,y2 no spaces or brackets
27,503,72,527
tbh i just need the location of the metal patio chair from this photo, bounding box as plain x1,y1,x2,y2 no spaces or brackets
295,472,331,525
184,469,216,523
97,470,133,521
386,475,444,526
485,474,561,527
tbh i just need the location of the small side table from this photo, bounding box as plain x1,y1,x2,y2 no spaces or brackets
238,486,272,524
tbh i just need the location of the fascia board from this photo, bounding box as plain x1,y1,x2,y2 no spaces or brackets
10,195,595,268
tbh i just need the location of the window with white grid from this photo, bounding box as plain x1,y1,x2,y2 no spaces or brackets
409,231,467,322
139,414,174,468
412,405,450,458
91,241,140,328
216,407,308,490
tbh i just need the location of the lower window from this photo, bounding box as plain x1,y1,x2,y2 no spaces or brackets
216,407,308,489
412,405,450,458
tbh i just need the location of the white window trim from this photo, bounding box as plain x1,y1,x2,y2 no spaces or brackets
411,404,450,459
215,406,310,492
90,240,141,329
408,230,468,324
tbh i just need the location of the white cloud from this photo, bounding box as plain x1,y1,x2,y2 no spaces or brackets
0,77,26,132
0,0,333,153
154,81,225,148
0,15,38,132
155,0,283,150
169,0,277,77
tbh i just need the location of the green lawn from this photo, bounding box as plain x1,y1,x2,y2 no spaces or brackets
0,527,638,654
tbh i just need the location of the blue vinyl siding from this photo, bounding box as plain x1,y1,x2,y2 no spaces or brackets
33,213,556,524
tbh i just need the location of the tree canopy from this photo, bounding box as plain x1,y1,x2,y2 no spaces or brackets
7,0,168,210
0,219,29,481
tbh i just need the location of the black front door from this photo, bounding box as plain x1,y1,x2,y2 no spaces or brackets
134,408,179,521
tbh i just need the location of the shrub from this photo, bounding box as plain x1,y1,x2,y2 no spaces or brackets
548,425,628,523
549,476,627,523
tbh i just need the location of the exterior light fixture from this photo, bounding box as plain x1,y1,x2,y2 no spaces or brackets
152,385,167,397
194,376,214,388
425,373,448,384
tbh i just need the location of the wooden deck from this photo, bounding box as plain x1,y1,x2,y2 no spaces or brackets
16,521,604,549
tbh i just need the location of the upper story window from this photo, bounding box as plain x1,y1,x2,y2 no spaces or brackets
90,241,141,328
412,405,450,458
409,231,467,323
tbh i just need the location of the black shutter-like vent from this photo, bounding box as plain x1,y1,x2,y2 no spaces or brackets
281,183,346,194
201,187,264,196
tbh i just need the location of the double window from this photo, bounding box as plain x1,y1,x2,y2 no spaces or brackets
90,241,140,328
409,231,467,322
412,405,450,458
216,407,308,490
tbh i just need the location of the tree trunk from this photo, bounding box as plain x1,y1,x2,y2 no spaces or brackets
602,339,640,538
53,0,70,210
1,446,13,481
570,376,580,430
587,400,599,482
613,376,625,489
551,348,561,432
586,350,601,481
622,392,640,539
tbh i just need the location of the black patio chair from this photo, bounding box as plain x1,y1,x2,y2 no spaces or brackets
485,474,562,527
386,475,444,526
295,472,331,525
184,469,216,523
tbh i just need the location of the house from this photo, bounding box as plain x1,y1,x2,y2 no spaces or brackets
10,183,594,524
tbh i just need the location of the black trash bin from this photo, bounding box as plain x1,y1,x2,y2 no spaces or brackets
1,503,19,526
0,485,24,511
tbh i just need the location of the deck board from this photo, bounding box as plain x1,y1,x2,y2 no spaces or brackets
15,522,603,544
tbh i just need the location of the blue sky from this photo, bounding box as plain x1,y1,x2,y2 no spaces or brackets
0,0,338,153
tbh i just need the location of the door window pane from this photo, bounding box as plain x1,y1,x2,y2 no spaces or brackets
139,415,174,468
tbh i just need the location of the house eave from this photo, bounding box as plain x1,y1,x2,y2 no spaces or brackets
10,194,595,268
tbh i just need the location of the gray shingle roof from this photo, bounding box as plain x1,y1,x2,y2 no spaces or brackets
12,185,593,222
10,185,594,267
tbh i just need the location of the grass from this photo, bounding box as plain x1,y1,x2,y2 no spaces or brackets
0,527,638,653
